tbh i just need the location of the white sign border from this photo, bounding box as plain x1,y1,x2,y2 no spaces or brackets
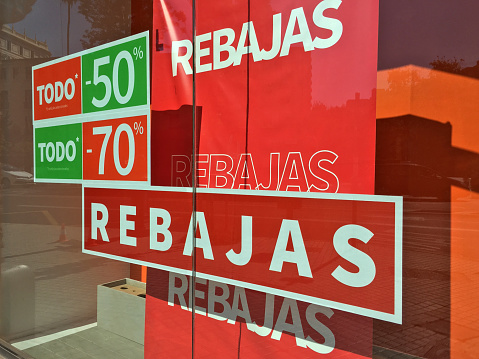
34,110,151,186
32,31,150,125
32,32,150,185
82,185,403,324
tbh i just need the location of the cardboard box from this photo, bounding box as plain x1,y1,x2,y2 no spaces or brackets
97,278,145,344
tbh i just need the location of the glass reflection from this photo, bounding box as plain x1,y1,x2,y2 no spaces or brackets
1,2,145,359
1,0,479,358
374,64,479,358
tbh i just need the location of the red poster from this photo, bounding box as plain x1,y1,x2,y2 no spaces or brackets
33,57,82,121
147,0,380,357
152,0,379,194
83,115,149,182
84,187,401,322
145,269,373,358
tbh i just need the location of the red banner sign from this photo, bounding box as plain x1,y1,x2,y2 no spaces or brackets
83,186,402,323
147,0,381,356
33,57,82,121
83,115,149,181
145,269,374,358
152,0,379,195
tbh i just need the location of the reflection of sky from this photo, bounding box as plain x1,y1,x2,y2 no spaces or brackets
13,0,89,57
9,0,479,68
378,0,479,69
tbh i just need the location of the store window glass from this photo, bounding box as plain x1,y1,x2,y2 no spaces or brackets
1,1,154,358
0,1,479,359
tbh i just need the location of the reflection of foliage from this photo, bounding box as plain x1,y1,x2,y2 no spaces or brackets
377,65,439,98
78,0,132,49
0,109,12,164
168,9,188,38
386,68,417,91
0,0,36,25
0,108,31,170
384,66,433,93
430,56,464,75
61,0,79,55
429,56,479,79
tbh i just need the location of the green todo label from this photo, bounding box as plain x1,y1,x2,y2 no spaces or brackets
35,124,82,180
82,36,148,113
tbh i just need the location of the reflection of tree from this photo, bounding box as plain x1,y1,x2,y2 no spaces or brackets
167,9,188,38
384,66,434,93
0,109,12,164
386,67,417,91
430,56,464,75
78,0,132,49
61,0,78,55
430,56,479,80
0,0,36,25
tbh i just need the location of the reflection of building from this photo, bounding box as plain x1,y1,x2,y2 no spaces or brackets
0,25,51,170
0,24,50,60
375,65,479,359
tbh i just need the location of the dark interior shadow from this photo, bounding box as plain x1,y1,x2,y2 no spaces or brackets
374,114,479,358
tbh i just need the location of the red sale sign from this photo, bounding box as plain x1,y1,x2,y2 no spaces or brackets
145,269,374,358
83,186,402,323
83,115,149,182
152,0,379,195
146,0,381,357
33,57,82,121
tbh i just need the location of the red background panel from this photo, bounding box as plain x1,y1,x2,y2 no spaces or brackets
83,115,148,181
146,0,380,356
33,57,82,121
152,0,379,195
84,187,397,315
145,269,373,358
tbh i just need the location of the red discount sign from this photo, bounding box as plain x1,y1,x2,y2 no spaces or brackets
83,186,402,323
33,57,82,121
146,0,381,355
152,0,379,195
83,115,149,182
145,269,374,358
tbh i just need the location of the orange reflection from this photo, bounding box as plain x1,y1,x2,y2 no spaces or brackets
377,65,479,359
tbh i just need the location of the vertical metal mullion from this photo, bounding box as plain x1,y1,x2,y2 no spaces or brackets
191,0,197,356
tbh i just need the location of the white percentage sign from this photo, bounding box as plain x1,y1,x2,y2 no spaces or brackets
133,46,144,60
134,121,144,135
